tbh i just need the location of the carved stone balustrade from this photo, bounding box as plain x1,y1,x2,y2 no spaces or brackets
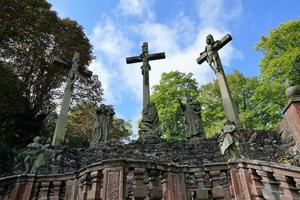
1,159,300,199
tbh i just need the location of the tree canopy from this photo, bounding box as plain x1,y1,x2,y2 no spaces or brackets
253,18,300,128
198,70,262,136
0,0,103,147
65,102,133,148
151,71,199,140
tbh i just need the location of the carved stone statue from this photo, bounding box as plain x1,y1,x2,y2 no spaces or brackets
179,98,205,138
24,136,47,174
139,102,161,140
218,120,240,158
90,104,115,145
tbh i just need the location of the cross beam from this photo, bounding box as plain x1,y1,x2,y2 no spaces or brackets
126,52,165,64
126,42,165,109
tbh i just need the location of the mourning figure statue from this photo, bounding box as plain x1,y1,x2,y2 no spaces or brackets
139,102,161,140
90,104,115,145
179,98,205,138
218,119,240,158
24,136,47,174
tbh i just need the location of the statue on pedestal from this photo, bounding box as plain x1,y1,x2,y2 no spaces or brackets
90,104,115,145
24,136,48,174
179,98,205,138
139,102,161,140
218,120,240,158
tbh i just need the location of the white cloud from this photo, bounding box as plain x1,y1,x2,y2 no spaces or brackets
120,24,242,100
117,0,155,19
196,0,242,28
91,18,133,64
89,60,118,104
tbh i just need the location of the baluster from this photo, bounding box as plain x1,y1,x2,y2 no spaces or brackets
256,170,281,200
273,174,299,200
78,173,91,200
219,171,230,199
133,168,147,200
210,170,225,199
49,181,61,200
39,181,50,200
185,172,197,199
148,169,163,200
195,171,209,200
248,168,264,200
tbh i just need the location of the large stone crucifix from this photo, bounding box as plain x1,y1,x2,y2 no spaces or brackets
197,34,241,127
126,42,165,139
52,52,92,147
126,42,165,109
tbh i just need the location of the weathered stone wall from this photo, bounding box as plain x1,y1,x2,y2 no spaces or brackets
8,129,285,177
1,159,300,200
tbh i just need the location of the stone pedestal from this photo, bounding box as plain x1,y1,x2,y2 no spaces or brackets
280,95,300,151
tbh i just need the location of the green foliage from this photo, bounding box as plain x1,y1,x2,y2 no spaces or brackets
151,71,199,139
198,70,261,136
253,19,300,128
0,0,103,148
110,118,133,142
65,102,96,148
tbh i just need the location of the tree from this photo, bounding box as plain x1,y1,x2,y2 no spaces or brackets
0,0,103,147
64,102,133,148
151,71,199,140
253,19,300,128
198,70,261,136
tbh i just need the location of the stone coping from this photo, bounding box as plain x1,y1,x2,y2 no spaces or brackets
283,95,300,113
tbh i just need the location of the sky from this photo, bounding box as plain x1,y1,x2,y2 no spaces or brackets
47,0,299,136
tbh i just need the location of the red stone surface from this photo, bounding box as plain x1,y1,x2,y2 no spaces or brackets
280,101,300,150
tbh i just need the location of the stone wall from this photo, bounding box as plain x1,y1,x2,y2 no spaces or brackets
1,159,300,200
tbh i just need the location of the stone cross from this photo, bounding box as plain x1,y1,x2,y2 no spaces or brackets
197,34,241,127
51,52,92,147
126,42,165,109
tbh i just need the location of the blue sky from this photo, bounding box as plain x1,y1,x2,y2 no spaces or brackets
47,0,299,136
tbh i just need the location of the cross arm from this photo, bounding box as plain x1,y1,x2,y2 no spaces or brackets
79,68,92,77
53,57,92,77
196,51,208,65
215,34,232,51
126,52,166,64
53,57,72,69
